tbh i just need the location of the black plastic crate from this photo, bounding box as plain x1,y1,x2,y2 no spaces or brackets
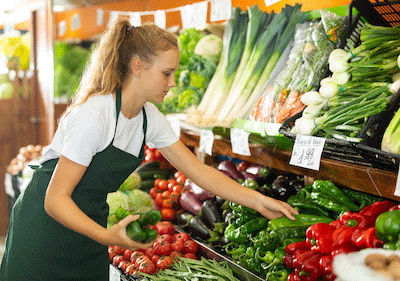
279,0,400,168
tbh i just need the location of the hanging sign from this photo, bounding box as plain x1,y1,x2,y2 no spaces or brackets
108,11,119,27
230,128,251,156
289,135,326,171
210,0,232,22
96,9,104,26
71,14,81,30
154,10,166,29
264,0,281,7
199,129,214,156
58,20,67,37
181,2,208,30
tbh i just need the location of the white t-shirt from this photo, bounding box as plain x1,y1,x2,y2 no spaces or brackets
41,94,179,166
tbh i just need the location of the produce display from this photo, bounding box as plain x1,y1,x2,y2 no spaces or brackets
6,144,43,176
0,32,30,70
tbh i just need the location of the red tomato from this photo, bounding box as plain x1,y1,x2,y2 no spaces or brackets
161,208,175,221
154,149,163,161
130,251,145,263
172,184,184,193
158,180,169,191
144,247,155,259
138,260,156,275
161,190,171,199
184,240,198,254
171,239,185,253
156,255,174,270
174,171,184,179
156,234,174,244
118,260,131,272
145,151,155,162
125,264,139,275
167,179,178,191
151,254,160,264
134,256,151,267
154,179,162,189
153,241,173,256
114,246,125,255
149,187,158,199
173,232,190,242
123,249,133,261
176,175,186,185
171,251,183,261
184,252,197,260
162,198,175,209
154,193,164,207
113,255,124,266
154,221,175,235
108,247,118,261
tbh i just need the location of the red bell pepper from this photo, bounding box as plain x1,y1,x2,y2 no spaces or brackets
285,249,309,269
360,200,396,219
355,226,384,248
299,251,324,281
306,223,336,254
329,219,344,229
340,211,370,228
331,244,358,257
319,255,333,280
293,250,317,270
285,240,311,255
351,227,368,248
333,226,360,249
389,204,400,211
288,271,303,281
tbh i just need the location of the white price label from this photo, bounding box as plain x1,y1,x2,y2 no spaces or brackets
395,164,400,197
96,9,104,26
199,129,214,156
109,264,121,281
58,21,67,37
181,2,207,30
71,14,81,30
230,128,251,156
166,115,181,138
210,0,232,22
289,135,326,171
264,0,282,7
129,12,141,27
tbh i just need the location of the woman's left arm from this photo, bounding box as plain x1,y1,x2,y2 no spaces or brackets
158,140,297,220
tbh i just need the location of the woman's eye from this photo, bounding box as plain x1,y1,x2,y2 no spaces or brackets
164,72,172,76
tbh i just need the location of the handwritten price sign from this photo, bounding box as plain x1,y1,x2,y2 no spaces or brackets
289,135,326,171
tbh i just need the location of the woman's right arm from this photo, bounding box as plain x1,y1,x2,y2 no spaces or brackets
44,155,153,250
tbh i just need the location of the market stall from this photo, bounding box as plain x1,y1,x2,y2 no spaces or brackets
2,0,400,280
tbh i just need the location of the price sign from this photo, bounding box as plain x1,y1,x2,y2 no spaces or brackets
109,264,121,281
230,128,251,156
395,164,400,197
154,10,166,29
129,12,141,27
210,0,232,22
199,129,214,156
289,135,326,171
166,115,181,138
264,0,281,7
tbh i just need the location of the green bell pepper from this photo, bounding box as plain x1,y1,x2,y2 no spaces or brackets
267,214,333,231
312,180,359,211
224,217,268,243
142,228,158,243
126,221,147,242
137,209,162,226
375,210,400,242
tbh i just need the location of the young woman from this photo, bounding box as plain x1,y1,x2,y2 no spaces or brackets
0,19,298,280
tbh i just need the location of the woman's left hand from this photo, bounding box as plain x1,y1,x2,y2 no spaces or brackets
254,195,299,220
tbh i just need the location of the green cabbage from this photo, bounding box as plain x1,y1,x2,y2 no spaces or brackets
119,171,141,191
194,34,223,64
127,189,154,214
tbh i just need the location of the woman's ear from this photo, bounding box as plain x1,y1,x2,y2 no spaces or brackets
131,58,142,78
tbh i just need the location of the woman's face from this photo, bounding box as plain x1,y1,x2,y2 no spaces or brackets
139,48,180,104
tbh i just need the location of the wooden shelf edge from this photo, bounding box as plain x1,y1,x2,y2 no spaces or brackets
180,129,400,202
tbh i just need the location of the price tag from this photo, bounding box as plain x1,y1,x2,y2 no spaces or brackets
166,115,181,138
395,164,400,197
154,10,166,29
210,0,232,22
181,2,207,30
109,264,121,281
129,12,141,27
58,21,67,37
96,9,104,25
289,135,326,171
71,14,81,30
199,129,214,156
230,128,251,156
108,11,119,27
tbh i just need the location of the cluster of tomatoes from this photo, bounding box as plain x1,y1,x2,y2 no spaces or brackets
109,221,198,277
149,171,187,222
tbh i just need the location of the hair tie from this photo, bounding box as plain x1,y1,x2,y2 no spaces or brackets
127,25,135,32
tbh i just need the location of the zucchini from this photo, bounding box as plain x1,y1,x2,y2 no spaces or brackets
136,169,172,181
135,161,161,172
138,179,155,192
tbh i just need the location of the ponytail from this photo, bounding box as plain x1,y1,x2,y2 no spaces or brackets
62,18,178,118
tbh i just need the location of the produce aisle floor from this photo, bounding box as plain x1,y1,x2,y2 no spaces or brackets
0,236,5,263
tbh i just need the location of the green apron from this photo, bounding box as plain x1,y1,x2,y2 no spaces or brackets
0,90,147,281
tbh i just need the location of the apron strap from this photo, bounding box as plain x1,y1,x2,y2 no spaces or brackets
139,108,147,159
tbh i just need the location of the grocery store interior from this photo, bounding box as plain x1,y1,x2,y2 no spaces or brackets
1,0,400,280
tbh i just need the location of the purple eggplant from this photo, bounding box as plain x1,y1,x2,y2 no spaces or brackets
245,164,270,179
217,160,244,181
241,171,258,181
185,181,214,202
179,190,203,216
199,199,222,228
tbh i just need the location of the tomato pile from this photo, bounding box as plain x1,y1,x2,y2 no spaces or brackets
109,221,198,277
149,171,187,222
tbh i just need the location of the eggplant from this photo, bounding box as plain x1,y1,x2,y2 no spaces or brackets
185,181,214,202
188,216,212,240
271,174,297,201
257,184,274,197
179,190,203,216
217,160,244,181
289,177,305,192
176,212,193,229
245,164,270,178
241,171,258,181
199,199,223,228
218,169,236,180
214,196,226,208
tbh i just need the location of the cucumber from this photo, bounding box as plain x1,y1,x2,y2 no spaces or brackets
136,169,172,181
138,179,155,192
135,161,161,172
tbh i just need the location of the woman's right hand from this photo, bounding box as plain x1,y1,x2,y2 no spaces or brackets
106,214,154,251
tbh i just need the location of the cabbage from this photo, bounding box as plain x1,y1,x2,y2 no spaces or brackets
106,191,129,215
119,171,141,191
194,34,223,64
127,189,154,214
0,82,14,99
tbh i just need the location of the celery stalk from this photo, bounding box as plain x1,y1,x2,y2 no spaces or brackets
382,109,400,154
